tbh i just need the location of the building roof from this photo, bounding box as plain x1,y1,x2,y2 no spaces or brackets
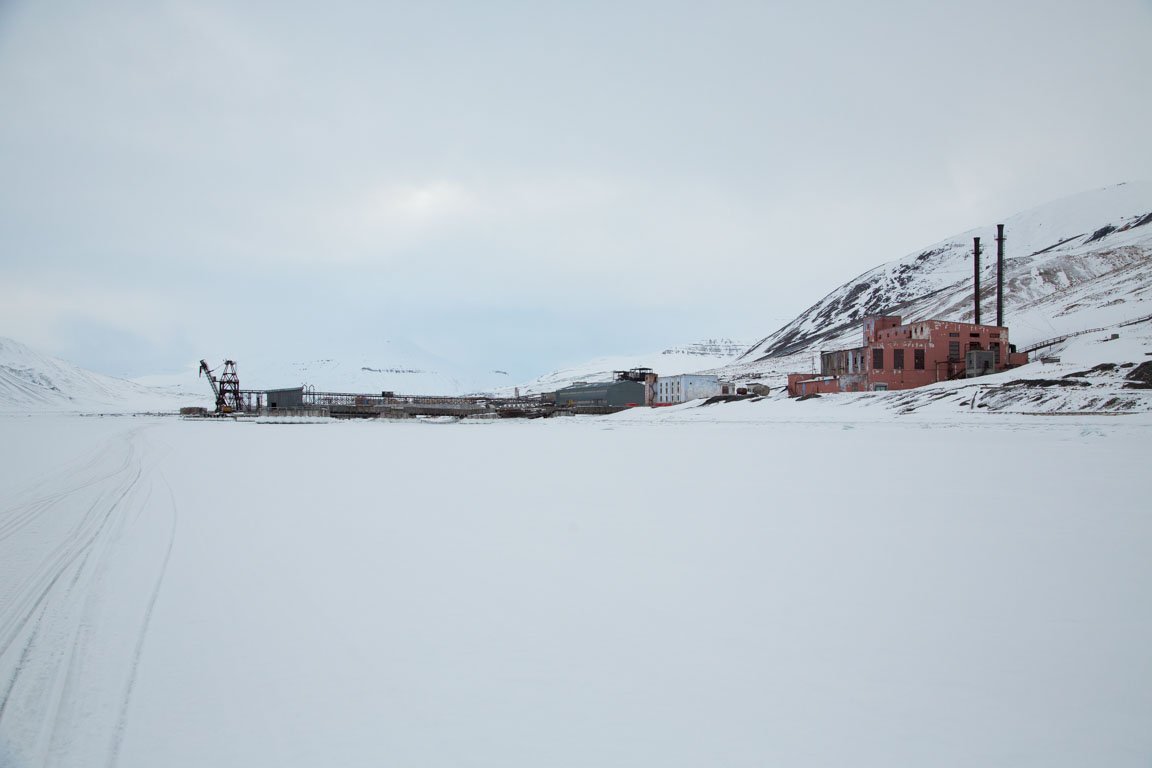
556,380,642,394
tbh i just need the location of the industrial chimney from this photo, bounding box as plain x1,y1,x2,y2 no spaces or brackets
973,237,982,325
996,224,1005,327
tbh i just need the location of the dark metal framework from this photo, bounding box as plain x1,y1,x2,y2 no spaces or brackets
973,236,982,326
996,224,1006,327
199,358,247,412
614,367,654,382
219,361,242,412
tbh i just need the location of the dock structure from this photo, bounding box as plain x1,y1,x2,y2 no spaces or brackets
196,359,645,419
309,390,501,419
258,387,601,419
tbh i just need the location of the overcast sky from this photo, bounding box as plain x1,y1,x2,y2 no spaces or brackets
2,0,1150,379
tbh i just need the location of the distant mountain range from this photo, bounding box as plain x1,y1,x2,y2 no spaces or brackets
139,340,514,399
4,182,1150,411
493,339,754,396
661,339,750,358
0,337,200,413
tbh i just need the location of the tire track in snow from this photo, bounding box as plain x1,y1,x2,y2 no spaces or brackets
0,440,143,666
44,479,158,766
0,423,176,767
0,433,146,761
105,471,177,768
0,442,134,544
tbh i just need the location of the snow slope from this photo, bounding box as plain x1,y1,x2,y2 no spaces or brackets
142,339,514,398
0,337,205,414
612,324,1152,419
729,182,1152,383
692,315,1152,415
1,412,1150,767
504,338,751,395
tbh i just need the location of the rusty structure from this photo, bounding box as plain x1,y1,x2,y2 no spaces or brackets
199,359,263,413
786,315,1027,396
199,359,232,413
786,224,1030,397
218,361,241,412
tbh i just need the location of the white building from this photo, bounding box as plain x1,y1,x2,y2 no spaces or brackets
653,374,729,405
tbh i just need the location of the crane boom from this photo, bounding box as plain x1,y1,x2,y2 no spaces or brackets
199,359,220,396
199,359,228,412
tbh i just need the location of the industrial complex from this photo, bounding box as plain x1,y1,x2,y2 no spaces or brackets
787,225,1028,395
786,315,1028,396
191,225,1032,418
193,362,743,419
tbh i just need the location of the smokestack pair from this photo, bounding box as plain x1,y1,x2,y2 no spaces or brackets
973,225,1006,326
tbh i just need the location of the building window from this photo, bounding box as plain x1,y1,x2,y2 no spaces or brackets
894,349,905,369
949,332,960,337
873,348,884,369
991,342,1000,364
949,341,960,360
990,333,1000,338
970,341,980,350
970,333,980,338
914,349,924,369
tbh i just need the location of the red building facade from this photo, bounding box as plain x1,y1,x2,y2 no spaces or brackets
787,315,1027,396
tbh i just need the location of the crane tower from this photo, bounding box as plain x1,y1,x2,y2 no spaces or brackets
199,359,244,413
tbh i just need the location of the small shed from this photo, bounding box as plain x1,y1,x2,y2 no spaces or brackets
965,349,996,379
266,387,305,409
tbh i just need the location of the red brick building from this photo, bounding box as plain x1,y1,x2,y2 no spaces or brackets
787,315,1027,396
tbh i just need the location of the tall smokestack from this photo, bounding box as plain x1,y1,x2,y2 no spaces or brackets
973,237,982,325
996,224,1005,327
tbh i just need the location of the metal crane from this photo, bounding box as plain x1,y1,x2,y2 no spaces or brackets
199,359,242,413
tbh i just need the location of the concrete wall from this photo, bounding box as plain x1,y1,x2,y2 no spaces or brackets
654,374,722,404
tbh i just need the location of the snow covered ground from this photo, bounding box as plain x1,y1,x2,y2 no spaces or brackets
2,409,1150,767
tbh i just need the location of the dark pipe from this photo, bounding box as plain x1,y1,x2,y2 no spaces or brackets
973,237,982,325
996,224,1005,327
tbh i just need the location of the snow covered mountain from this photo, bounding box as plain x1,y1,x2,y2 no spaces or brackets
0,337,204,413
724,181,1152,384
140,339,513,399
241,354,512,396
504,338,752,395
661,338,750,358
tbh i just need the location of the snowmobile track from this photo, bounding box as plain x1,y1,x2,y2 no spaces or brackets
0,425,175,768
